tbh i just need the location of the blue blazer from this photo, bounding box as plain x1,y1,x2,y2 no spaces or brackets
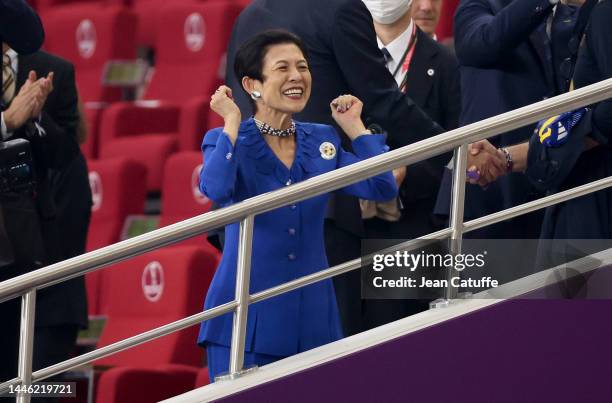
436,0,577,231
197,119,397,356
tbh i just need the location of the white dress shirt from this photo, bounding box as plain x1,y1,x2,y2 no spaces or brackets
376,19,415,87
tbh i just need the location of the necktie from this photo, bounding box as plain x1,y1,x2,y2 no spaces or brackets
381,47,392,66
2,54,16,106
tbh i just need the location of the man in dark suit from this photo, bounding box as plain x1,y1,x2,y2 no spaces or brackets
0,0,45,386
364,0,461,236
360,0,460,328
222,0,503,336
435,0,578,282
0,46,86,387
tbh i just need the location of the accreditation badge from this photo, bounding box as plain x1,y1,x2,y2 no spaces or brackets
319,142,336,160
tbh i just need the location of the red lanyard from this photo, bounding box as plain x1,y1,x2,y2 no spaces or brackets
396,23,418,93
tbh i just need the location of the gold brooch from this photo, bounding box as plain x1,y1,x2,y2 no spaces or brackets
319,142,336,160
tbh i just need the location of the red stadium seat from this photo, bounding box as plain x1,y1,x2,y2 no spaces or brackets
96,365,199,403
194,367,210,388
436,0,459,42
34,0,130,13
43,4,137,103
43,4,137,160
86,158,147,315
131,0,164,48
144,1,238,102
80,105,103,159
99,1,240,191
95,246,218,367
160,152,218,253
87,158,147,251
98,102,180,191
178,95,214,152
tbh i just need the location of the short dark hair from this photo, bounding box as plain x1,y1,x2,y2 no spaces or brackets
234,29,309,111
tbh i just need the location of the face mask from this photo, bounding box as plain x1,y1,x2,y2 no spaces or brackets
362,0,413,25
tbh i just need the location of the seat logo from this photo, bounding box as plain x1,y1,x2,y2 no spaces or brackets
184,13,205,52
191,164,209,204
88,171,103,212
76,19,97,59
142,261,164,302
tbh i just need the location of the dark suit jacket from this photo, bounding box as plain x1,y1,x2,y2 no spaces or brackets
11,51,87,328
224,0,444,236
539,0,612,241
400,28,460,212
435,0,577,236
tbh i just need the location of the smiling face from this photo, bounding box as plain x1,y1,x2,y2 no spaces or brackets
253,43,312,115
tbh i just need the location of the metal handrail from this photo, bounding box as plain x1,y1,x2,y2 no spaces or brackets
2,77,612,398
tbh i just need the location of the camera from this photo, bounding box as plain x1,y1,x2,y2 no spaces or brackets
0,138,36,195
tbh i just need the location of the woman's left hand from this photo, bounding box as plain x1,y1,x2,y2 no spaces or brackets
330,95,368,140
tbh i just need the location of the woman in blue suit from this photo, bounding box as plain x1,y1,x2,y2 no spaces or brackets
197,30,397,380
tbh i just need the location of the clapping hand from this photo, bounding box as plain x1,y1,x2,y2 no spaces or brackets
330,94,368,140
466,140,508,187
30,71,54,119
4,70,54,131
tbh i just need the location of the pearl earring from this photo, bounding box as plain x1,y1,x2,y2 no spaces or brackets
251,91,261,100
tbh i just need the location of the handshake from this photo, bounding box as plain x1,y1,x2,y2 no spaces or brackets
3,70,54,132
465,140,511,187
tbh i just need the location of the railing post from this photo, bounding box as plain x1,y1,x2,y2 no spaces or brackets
447,144,468,299
222,215,256,380
432,145,467,308
17,290,36,403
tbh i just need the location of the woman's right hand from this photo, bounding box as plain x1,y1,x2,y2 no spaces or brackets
211,85,241,143
211,85,241,121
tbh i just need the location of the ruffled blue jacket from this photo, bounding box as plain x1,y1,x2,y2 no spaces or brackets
197,118,396,357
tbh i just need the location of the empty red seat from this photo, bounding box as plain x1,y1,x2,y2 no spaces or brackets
86,158,146,316
43,4,137,159
87,158,147,251
99,1,241,191
34,0,131,14
96,364,200,403
95,246,218,367
131,0,164,48
195,366,210,388
43,4,137,103
80,105,102,159
145,1,239,102
99,102,180,191
160,152,219,254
